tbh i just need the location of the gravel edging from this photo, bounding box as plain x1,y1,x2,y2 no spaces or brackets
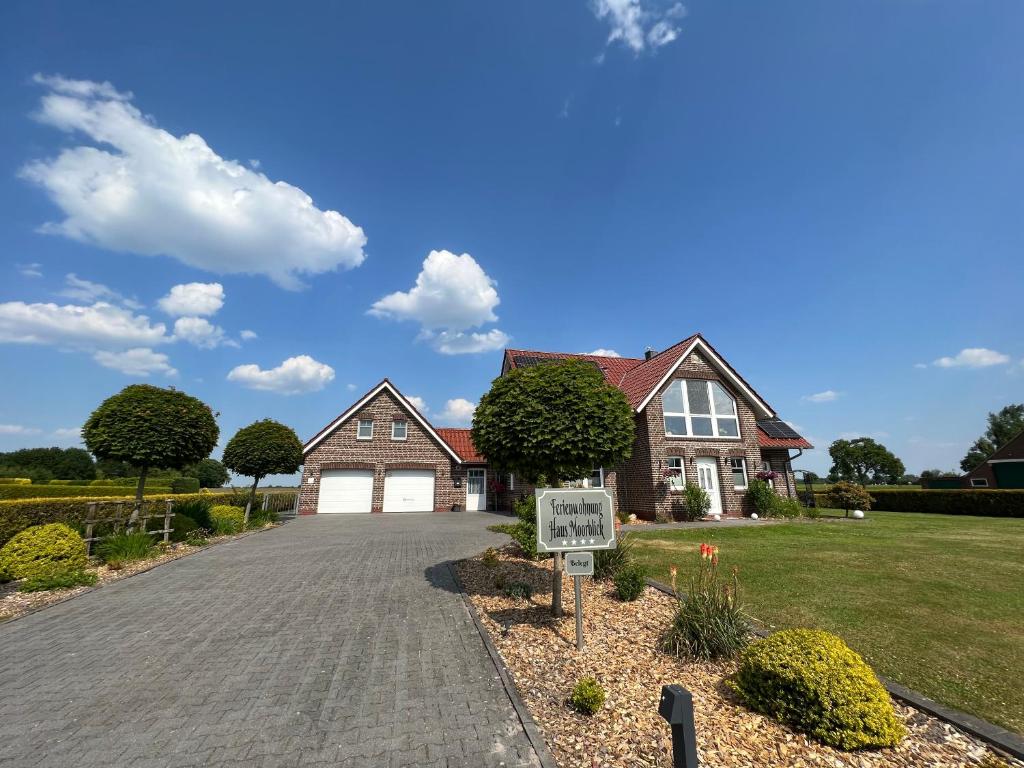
448,561,560,768
644,576,1024,762
0,523,282,626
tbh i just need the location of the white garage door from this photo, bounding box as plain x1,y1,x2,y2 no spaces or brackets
317,469,374,514
383,469,435,512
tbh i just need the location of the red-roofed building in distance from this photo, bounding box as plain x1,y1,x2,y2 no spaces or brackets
297,335,811,519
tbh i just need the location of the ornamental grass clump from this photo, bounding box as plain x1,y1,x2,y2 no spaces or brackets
593,532,633,580
728,628,906,750
569,677,606,716
96,531,154,565
663,543,751,660
0,523,88,581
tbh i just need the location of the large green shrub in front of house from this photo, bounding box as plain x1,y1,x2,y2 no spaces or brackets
0,523,89,580
728,628,906,750
209,505,245,535
508,495,541,559
747,479,780,517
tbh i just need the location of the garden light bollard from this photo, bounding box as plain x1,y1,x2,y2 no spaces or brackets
659,684,699,768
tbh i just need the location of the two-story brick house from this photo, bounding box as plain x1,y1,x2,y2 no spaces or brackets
298,334,811,519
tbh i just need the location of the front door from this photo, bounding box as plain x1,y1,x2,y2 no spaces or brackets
695,457,723,517
466,468,487,511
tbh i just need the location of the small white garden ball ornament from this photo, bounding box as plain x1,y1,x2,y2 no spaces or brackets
750,513,759,520
711,512,721,521
852,509,865,519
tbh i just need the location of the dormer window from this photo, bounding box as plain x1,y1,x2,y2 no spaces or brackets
357,419,374,440
663,379,740,438
392,419,407,441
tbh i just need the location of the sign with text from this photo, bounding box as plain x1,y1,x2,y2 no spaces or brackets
535,488,616,553
565,551,594,576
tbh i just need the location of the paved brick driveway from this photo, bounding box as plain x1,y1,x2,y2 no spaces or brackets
0,513,543,768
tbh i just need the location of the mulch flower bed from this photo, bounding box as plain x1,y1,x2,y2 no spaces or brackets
0,526,275,622
457,548,1021,768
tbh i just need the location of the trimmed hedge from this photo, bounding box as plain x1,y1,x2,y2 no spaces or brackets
47,479,78,485
815,489,1024,517
170,477,200,494
0,523,89,580
0,484,173,500
0,478,32,485
0,491,276,546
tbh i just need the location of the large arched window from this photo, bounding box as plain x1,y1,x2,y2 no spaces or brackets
663,379,740,438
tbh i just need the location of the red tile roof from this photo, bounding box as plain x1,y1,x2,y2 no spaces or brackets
504,349,645,386
616,335,699,409
757,430,813,449
436,428,484,463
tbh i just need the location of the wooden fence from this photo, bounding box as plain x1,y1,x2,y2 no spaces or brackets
83,499,176,556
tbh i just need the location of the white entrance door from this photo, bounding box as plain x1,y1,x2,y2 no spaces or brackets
466,468,487,511
383,469,435,512
318,469,374,513
695,457,723,517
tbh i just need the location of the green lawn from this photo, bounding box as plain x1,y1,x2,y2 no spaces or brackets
628,511,1024,734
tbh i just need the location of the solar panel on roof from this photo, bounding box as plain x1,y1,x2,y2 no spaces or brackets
757,418,803,440
513,355,601,372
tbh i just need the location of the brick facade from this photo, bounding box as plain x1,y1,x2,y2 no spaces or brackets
614,350,797,520
299,388,469,514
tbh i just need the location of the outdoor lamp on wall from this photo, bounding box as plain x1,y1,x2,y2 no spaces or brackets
453,477,462,488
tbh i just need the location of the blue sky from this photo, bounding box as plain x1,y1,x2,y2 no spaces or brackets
1,0,1022,479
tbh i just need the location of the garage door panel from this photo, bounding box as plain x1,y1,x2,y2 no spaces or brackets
383,469,435,512
318,469,374,514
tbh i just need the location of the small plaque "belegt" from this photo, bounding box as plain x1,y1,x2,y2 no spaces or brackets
565,551,594,576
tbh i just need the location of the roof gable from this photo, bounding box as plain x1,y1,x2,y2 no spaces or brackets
435,428,484,463
303,379,463,463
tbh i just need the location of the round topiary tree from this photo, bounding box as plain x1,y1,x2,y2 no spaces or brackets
472,358,635,615
222,420,303,525
826,480,873,518
0,523,88,580
728,628,906,749
83,385,219,522
191,458,230,489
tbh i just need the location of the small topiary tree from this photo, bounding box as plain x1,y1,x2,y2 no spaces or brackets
222,420,303,525
728,628,906,749
827,481,873,518
83,385,219,523
472,359,635,616
0,523,88,580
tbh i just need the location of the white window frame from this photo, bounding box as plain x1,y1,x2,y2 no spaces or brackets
666,457,685,491
729,457,748,489
508,473,515,491
391,419,407,441
663,379,741,440
761,459,774,489
589,467,605,488
357,419,374,440
970,477,989,487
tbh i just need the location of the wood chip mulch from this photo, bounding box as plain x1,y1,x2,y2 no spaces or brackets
0,525,276,623
457,549,1021,768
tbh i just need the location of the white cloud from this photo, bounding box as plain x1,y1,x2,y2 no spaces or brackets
21,74,367,290
406,395,428,414
932,348,1010,369
592,0,686,54
94,347,177,377
158,282,224,317
18,263,43,278
173,317,232,349
437,398,476,425
803,390,840,403
0,300,169,348
432,329,511,355
240,329,258,341
586,348,621,357
53,427,82,439
346,383,357,391
0,424,42,435
914,363,928,369
227,354,334,395
370,250,509,354
837,431,890,441
370,250,500,330
60,273,140,309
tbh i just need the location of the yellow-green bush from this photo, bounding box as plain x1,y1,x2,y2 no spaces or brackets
0,484,173,500
569,677,606,715
0,477,32,485
729,629,905,750
0,523,89,580
210,505,245,535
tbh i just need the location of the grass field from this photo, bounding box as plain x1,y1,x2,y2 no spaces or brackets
628,511,1024,734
